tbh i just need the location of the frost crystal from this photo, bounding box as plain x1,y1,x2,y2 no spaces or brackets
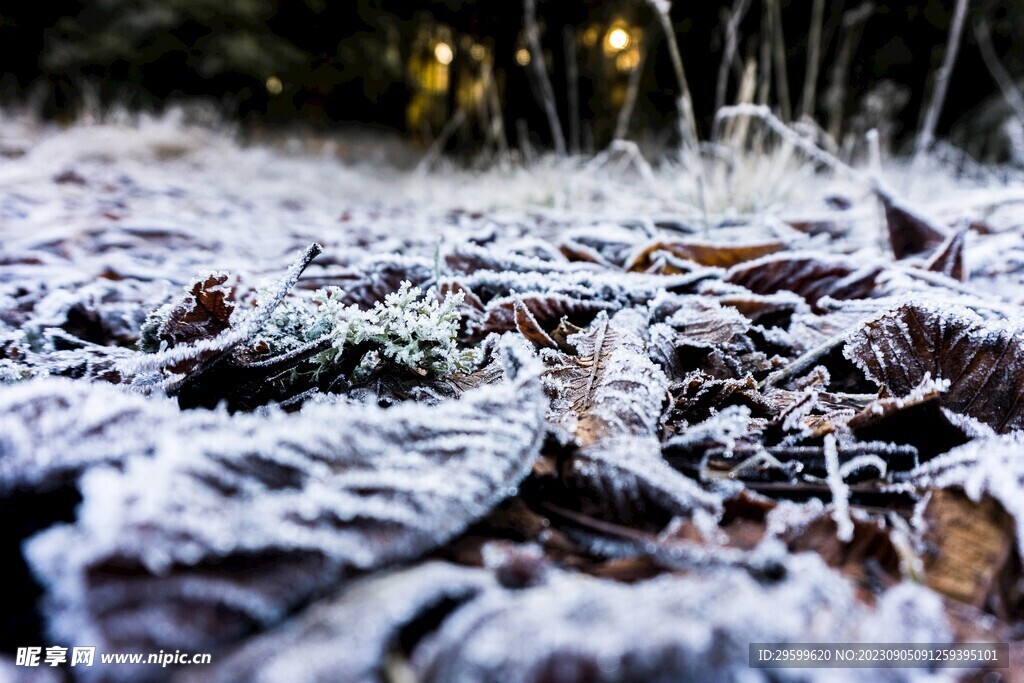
407,554,945,683
24,343,546,664
180,562,494,683
569,437,722,523
824,433,854,542
906,433,1024,557
188,556,950,683
844,299,1024,433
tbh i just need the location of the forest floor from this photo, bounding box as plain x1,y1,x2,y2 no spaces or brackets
2,112,1024,682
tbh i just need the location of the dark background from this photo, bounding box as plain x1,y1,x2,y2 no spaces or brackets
2,0,1023,156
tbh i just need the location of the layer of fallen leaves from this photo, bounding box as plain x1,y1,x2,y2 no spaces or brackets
3,142,1024,682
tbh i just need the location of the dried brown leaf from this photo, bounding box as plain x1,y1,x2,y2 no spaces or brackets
783,512,901,598
543,311,668,447
844,301,1024,433
625,239,784,272
880,195,948,259
725,254,881,308
924,228,967,282
921,489,1014,608
513,298,557,350
469,293,615,342
151,273,236,349
847,384,972,461
26,353,546,661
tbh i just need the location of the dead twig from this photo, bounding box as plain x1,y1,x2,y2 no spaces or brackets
798,0,826,121
522,0,567,156
715,0,753,116
974,15,1024,123
911,0,970,169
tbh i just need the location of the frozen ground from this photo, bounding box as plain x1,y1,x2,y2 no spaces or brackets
2,112,1024,682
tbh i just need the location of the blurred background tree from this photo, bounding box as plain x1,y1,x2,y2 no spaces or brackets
2,0,1024,159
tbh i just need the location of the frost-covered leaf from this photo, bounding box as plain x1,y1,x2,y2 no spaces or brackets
563,437,721,525
24,278,170,348
189,556,951,683
0,378,180,493
648,293,750,348
725,254,881,308
445,243,584,275
781,507,903,596
558,225,645,267
706,283,810,329
138,272,236,352
410,555,949,683
187,562,494,683
512,298,557,350
470,292,615,342
846,379,973,460
456,269,705,313
919,489,1014,608
543,311,669,446
844,301,1024,433
665,371,768,424
924,228,967,282
646,293,754,380
25,349,546,661
879,194,949,259
662,406,762,461
905,433,1024,559
625,238,784,271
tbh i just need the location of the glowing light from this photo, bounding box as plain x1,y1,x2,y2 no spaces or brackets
434,42,454,65
616,50,640,72
265,76,283,95
470,43,486,61
515,48,531,66
583,26,599,47
605,27,630,52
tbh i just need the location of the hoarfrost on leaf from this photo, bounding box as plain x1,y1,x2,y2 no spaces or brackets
844,300,1024,433
543,310,669,447
24,341,546,662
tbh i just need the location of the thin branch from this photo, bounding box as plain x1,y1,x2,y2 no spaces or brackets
715,103,862,181
974,15,1024,122
564,26,581,154
825,2,875,141
715,0,753,115
798,0,826,121
651,6,699,151
614,43,648,141
759,331,849,390
649,2,709,226
416,109,467,174
912,0,970,166
522,0,567,156
767,0,792,121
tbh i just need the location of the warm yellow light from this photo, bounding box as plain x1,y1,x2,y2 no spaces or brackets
434,42,454,65
583,26,599,46
265,76,283,95
515,48,531,66
470,43,486,61
606,27,630,52
616,49,640,72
